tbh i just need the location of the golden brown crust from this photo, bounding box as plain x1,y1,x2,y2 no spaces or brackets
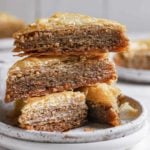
9,55,108,72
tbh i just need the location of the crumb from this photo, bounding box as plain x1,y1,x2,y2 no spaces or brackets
119,102,138,120
84,127,95,132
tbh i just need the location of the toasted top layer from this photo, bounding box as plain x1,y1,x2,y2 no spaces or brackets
9,55,107,73
14,12,125,36
16,91,85,112
10,57,64,72
25,91,85,106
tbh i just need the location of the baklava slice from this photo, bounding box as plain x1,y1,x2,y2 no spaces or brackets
0,13,25,38
13,12,129,57
80,83,121,126
5,56,117,102
114,40,150,70
15,91,87,132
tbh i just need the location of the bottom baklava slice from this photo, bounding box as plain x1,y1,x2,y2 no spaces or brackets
15,91,88,132
80,83,121,126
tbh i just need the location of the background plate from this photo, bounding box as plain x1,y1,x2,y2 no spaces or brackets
116,65,150,83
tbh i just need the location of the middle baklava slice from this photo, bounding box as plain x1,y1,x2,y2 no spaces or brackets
5,56,117,102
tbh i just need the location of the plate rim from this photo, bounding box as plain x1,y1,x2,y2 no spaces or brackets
116,65,150,83
0,121,148,150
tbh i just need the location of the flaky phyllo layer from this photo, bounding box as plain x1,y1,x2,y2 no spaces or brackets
13,12,129,56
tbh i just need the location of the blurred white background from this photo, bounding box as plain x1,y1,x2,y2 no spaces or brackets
0,0,150,33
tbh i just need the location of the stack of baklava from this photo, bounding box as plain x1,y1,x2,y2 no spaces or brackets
5,13,129,132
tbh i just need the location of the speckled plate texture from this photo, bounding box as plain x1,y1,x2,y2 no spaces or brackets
0,122,148,150
0,96,147,143
116,65,150,83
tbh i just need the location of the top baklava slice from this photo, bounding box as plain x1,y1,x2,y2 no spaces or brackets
13,12,129,57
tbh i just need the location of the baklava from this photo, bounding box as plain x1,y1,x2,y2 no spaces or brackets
15,91,88,132
114,39,150,70
80,83,121,126
0,13,25,38
4,12,130,132
13,12,128,57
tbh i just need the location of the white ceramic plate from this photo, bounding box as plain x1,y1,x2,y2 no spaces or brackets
0,96,147,143
0,38,14,50
116,65,150,83
0,122,148,150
